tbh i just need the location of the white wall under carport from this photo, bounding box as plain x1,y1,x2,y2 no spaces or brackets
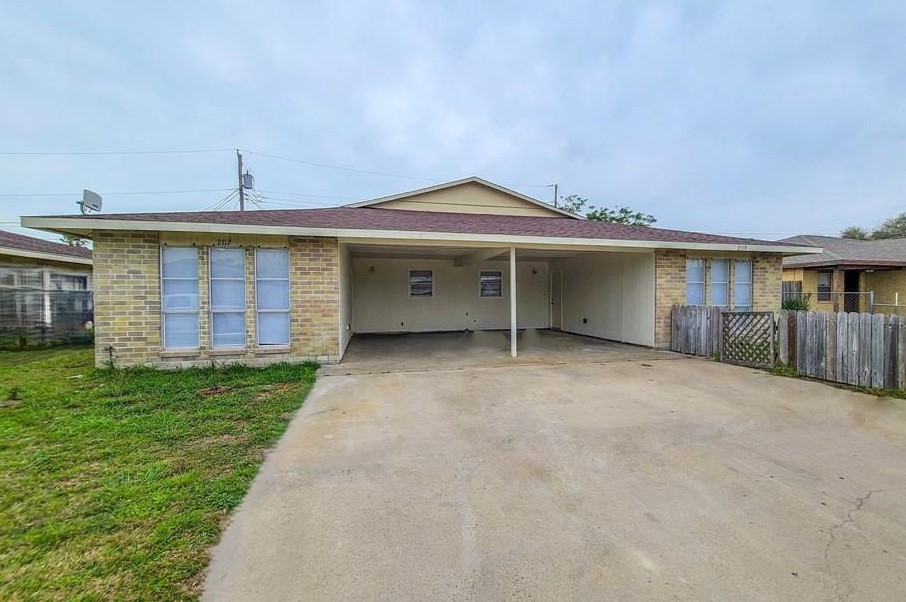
350,256,549,333
551,251,655,347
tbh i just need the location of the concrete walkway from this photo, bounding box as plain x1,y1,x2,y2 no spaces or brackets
203,342,906,601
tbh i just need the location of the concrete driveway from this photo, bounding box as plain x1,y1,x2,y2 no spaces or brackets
204,336,906,601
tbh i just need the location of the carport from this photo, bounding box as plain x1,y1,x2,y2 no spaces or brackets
338,241,656,358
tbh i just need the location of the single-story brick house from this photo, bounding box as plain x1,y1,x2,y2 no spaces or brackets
0,230,93,345
23,177,819,368
780,234,906,313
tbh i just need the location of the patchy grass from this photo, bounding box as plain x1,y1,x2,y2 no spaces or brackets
0,346,317,601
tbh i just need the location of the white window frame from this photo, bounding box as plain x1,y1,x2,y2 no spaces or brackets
817,271,832,302
685,259,705,305
408,269,434,298
733,260,754,311
209,247,246,348
161,246,200,350
255,248,290,347
479,270,503,298
709,259,729,307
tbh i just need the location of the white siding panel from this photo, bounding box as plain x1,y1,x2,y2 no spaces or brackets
351,257,549,333
553,252,655,346
338,243,353,355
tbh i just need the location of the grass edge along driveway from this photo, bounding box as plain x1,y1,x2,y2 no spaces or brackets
0,346,317,602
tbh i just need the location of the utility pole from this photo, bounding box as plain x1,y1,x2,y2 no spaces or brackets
236,150,245,211
553,183,558,208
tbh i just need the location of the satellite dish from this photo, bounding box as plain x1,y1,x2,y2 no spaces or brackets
79,189,102,214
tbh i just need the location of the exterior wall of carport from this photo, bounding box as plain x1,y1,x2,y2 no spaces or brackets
350,256,549,332
550,251,656,347
654,249,782,348
91,230,342,368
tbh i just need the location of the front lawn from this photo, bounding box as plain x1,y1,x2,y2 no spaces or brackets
0,346,317,601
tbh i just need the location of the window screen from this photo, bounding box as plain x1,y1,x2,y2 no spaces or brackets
210,248,246,347
161,247,199,349
709,260,729,306
685,259,705,305
256,249,290,346
479,271,502,298
733,260,753,310
408,270,433,297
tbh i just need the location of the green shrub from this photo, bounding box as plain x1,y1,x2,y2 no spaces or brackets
782,293,811,311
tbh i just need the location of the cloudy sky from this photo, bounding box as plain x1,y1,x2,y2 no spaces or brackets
2,1,906,241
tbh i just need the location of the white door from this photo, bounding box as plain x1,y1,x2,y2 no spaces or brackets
550,271,562,330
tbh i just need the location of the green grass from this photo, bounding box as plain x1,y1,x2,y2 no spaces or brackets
0,346,318,601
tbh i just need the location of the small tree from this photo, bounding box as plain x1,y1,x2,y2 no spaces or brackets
60,234,91,248
558,194,657,226
870,212,906,239
840,226,869,240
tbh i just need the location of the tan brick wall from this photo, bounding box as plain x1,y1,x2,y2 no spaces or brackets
93,231,161,367
863,268,906,312
290,236,340,358
91,231,340,368
654,250,783,347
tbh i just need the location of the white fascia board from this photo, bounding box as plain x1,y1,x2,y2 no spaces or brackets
0,246,92,265
21,216,823,255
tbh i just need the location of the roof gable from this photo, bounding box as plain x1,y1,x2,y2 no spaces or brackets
347,177,576,218
781,235,906,268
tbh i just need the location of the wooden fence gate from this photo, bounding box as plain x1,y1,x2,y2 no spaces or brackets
720,311,775,368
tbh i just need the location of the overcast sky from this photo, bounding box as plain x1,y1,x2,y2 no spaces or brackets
2,1,906,241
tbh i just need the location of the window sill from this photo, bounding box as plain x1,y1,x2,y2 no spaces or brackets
209,347,248,357
255,346,291,356
160,349,201,359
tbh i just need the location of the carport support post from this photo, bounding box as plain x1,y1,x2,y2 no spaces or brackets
510,246,517,357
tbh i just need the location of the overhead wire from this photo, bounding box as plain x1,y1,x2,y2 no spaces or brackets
0,148,234,156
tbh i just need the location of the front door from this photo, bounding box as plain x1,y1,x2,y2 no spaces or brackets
550,271,562,330
844,270,861,312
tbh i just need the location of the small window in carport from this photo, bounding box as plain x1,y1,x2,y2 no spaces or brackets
479,271,502,297
408,270,433,297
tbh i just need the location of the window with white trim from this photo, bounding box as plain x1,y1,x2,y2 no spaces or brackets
479,271,502,298
817,271,832,301
408,270,433,297
210,248,246,347
161,247,199,349
685,259,705,305
709,259,729,307
733,260,753,310
256,248,290,346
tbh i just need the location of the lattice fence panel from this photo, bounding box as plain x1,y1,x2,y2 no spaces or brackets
721,311,775,368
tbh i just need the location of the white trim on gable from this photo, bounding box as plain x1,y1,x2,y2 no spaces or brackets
345,176,578,219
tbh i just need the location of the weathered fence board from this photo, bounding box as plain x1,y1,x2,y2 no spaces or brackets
672,307,906,390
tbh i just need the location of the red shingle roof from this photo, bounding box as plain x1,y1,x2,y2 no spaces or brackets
0,229,92,260
52,207,796,247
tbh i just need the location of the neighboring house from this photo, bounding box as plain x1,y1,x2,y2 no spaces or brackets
23,177,819,368
0,230,93,344
780,235,906,313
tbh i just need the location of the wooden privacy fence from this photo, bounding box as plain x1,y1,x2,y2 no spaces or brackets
779,311,906,390
671,305,906,390
670,305,721,357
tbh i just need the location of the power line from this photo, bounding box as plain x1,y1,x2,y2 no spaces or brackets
0,148,233,156
242,149,443,183
0,188,233,197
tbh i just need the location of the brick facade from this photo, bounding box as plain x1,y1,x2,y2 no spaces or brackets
654,249,782,347
92,231,340,368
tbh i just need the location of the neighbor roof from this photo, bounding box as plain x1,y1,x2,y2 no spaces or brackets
24,206,820,254
346,176,578,218
780,235,906,268
0,229,92,265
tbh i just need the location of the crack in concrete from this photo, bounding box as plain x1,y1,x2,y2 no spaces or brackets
823,489,888,601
